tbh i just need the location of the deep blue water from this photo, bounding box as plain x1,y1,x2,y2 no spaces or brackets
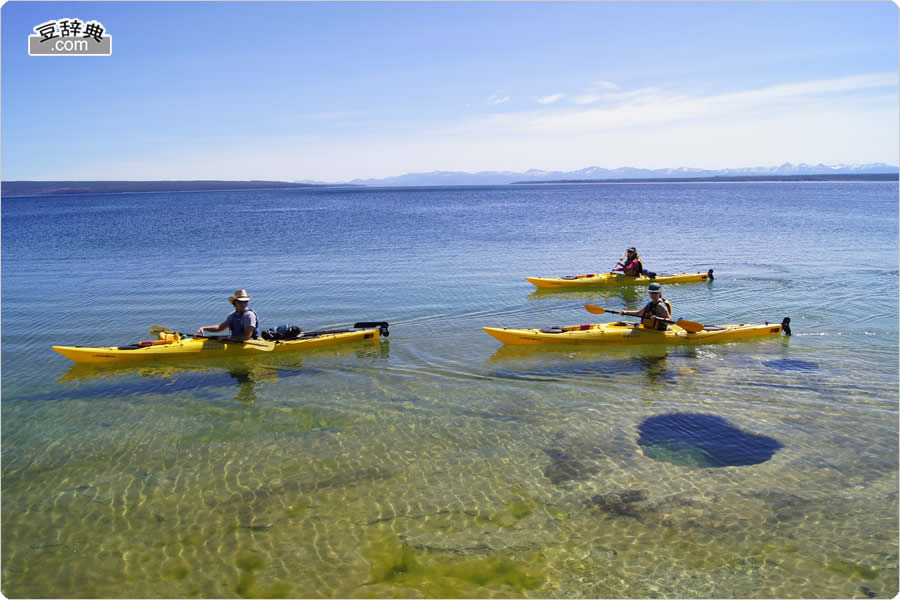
2,182,898,598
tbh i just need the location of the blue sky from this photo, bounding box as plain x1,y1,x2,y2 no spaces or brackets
2,1,897,182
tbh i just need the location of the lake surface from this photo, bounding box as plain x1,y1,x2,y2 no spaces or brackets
2,182,898,598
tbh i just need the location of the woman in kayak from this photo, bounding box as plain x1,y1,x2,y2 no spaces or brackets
618,282,672,331
613,247,643,276
195,289,259,341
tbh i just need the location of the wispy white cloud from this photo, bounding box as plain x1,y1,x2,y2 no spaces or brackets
373,72,895,175
571,95,602,105
51,73,898,181
572,80,620,104
487,94,510,105
465,73,898,136
537,93,565,104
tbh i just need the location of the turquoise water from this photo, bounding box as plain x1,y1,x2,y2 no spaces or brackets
2,182,897,598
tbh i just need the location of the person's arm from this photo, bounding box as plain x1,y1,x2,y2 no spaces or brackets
195,320,229,337
654,302,671,320
613,260,632,274
623,304,668,321
619,306,647,318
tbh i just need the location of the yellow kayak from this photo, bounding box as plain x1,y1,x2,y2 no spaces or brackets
526,269,713,289
483,318,788,346
53,322,389,364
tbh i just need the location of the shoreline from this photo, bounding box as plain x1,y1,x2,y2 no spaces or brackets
0,180,343,199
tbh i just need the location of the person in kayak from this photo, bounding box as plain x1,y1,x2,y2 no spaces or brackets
613,247,643,276
194,289,260,341
617,282,672,331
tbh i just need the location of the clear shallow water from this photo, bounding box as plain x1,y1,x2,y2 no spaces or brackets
2,182,897,598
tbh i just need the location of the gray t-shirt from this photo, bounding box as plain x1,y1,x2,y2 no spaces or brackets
227,309,258,338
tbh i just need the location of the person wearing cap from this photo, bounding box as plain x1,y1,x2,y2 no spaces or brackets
617,282,672,331
613,247,643,276
194,289,260,341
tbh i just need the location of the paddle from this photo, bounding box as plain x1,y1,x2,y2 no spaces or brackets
149,326,275,351
583,304,705,333
613,249,627,273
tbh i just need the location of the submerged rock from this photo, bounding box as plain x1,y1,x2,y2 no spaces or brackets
638,413,782,468
762,358,819,372
542,447,598,485
541,428,632,485
589,489,650,519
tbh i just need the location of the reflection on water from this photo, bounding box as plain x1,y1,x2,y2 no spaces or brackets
226,367,279,404
527,279,716,310
491,354,677,385
49,363,294,404
528,284,647,306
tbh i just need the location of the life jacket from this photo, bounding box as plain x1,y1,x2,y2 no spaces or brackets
622,258,643,276
641,298,672,331
227,309,259,339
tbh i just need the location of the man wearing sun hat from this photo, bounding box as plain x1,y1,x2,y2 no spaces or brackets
616,282,673,331
194,289,260,341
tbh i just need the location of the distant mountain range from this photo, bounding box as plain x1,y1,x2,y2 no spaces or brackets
4,163,896,198
300,162,898,187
